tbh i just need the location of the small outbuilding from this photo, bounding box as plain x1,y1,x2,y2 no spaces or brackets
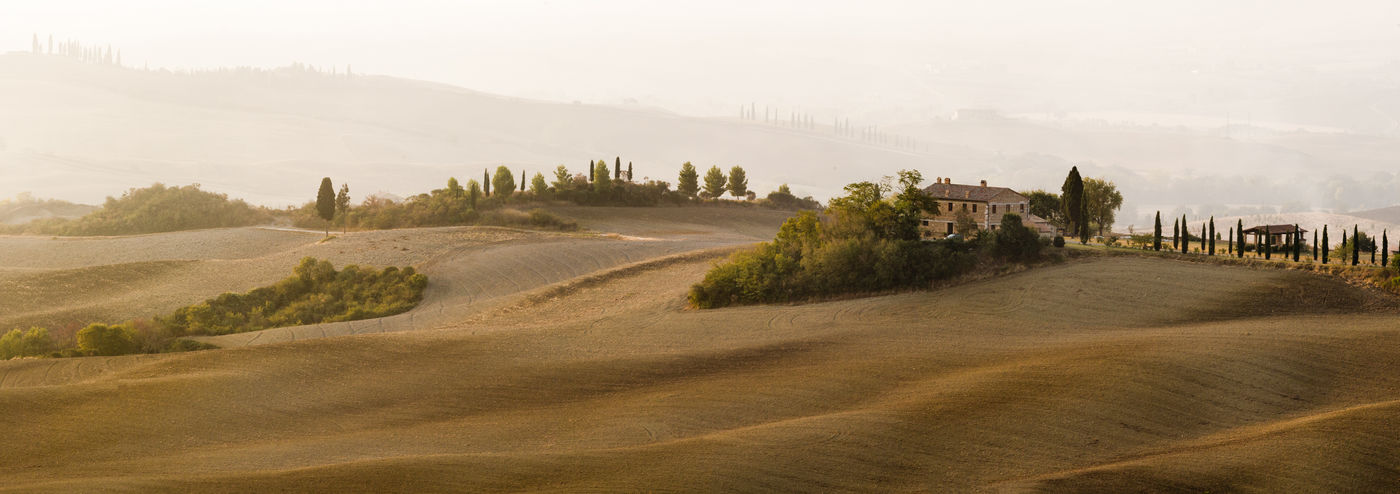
1243,224,1307,246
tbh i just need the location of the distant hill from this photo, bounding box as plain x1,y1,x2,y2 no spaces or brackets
0,195,95,225
1349,206,1400,226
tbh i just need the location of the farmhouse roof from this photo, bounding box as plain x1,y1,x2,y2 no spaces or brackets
922,179,1026,203
1242,224,1308,235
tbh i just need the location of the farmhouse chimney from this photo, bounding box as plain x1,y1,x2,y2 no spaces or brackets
980,180,987,187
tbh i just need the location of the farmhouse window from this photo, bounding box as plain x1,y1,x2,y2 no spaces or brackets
973,204,977,213
948,202,954,212
946,223,954,234
992,205,997,214
962,204,967,212
1020,204,1026,213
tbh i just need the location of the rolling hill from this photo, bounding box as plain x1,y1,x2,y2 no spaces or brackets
1,208,1398,491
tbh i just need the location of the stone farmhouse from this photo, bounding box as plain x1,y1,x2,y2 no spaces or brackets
919,178,1057,239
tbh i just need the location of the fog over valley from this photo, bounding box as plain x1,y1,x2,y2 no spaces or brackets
3,0,1400,228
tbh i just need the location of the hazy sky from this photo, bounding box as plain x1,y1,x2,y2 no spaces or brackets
7,1,1399,117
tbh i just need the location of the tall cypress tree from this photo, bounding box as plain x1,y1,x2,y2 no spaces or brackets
1264,228,1272,260
316,177,336,237
1238,219,1245,258
1208,217,1215,255
1322,226,1329,264
484,170,491,197
1062,167,1084,243
1313,230,1318,260
1353,225,1360,266
1182,215,1189,254
1293,225,1301,262
1228,227,1234,254
589,161,595,182
614,157,622,180
1200,223,1206,253
520,169,526,191
1173,218,1179,250
1380,229,1389,267
627,162,633,182
1153,212,1162,251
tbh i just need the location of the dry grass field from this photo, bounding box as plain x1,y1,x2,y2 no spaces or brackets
3,209,1400,492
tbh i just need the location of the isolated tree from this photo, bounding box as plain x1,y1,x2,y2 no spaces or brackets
520,169,526,192
530,172,547,195
1313,230,1319,260
1264,227,1272,260
1228,227,1234,254
1153,211,1162,251
1322,226,1329,264
1383,230,1389,268
1208,217,1215,255
1353,225,1360,266
552,165,571,191
589,160,595,182
627,162,634,181
1083,177,1123,237
702,166,727,199
467,180,481,209
727,166,749,198
335,183,351,234
1061,167,1085,240
1293,225,1301,262
678,162,700,198
1181,215,1188,254
614,157,622,181
483,170,491,197
1237,220,1245,258
1200,223,1206,253
593,160,612,193
316,177,336,237
492,166,515,198
1172,218,1179,249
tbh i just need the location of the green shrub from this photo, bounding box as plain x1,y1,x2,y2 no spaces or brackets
12,183,269,235
1053,235,1065,248
992,214,1044,262
76,323,140,356
160,257,428,336
0,327,55,360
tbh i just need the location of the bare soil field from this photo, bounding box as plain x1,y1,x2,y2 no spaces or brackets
3,240,1399,491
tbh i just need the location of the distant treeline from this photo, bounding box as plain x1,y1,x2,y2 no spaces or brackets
295,160,820,232
1,258,427,359
5,183,269,236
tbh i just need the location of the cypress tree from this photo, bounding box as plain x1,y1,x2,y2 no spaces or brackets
1342,230,1348,265
1228,227,1234,255
1322,226,1329,264
1238,219,1245,258
1264,227,1271,260
1353,225,1360,266
520,169,526,191
1200,223,1206,253
484,170,491,196
1313,230,1318,260
614,157,621,180
589,161,595,182
1182,215,1189,254
1293,225,1301,262
627,162,633,181
1208,217,1215,255
316,177,336,237
1153,212,1162,251
1380,229,1389,267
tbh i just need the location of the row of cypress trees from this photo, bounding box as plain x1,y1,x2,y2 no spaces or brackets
1150,212,1391,268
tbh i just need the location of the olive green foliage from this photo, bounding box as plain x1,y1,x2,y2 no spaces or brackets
593,161,613,193
76,323,140,356
761,184,822,210
727,166,749,198
678,162,700,198
10,183,269,235
1083,177,1123,237
1025,190,1064,228
492,166,516,199
160,258,428,336
1332,230,1377,262
0,327,53,359
690,171,996,309
316,177,337,234
530,172,548,196
702,166,727,198
993,214,1044,261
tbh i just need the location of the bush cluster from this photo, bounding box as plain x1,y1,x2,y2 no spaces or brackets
8,183,269,235
689,171,1044,309
0,327,54,359
161,257,428,336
